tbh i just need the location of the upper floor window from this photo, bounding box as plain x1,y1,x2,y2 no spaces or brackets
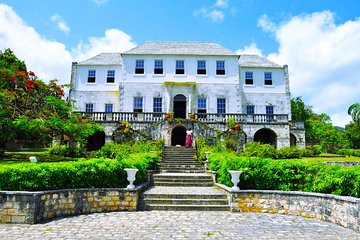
88,70,96,83
245,72,253,85
175,60,185,75
135,60,144,74
217,98,226,114
85,103,94,112
264,72,272,85
154,60,163,74
247,105,254,114
133,97,143,113
153,97,162,117
197,60,206,75
107,70,115,83
105,103,113,113
216,61,225,75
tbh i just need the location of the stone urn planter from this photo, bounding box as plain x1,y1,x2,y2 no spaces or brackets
229,170,242,191
165,113,173,120
188,113,196,120
124,168,138,189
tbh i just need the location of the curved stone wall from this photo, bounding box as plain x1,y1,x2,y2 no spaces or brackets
216,184,360,232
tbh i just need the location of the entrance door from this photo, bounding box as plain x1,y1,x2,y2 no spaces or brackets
173,94,186,119
171,126,186,146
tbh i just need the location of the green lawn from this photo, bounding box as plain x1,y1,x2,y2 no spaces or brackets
286,153,360,162
0,150,82,170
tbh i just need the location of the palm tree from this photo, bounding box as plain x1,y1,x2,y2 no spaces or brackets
348,103,360,125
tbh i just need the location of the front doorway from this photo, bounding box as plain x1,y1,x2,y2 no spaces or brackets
171,125,186,146
173,94,186,119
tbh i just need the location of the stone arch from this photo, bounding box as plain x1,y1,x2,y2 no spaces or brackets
171,125,187,146
86,131,105,151
254,128,277,148
173,94,187,119
290,133,297,146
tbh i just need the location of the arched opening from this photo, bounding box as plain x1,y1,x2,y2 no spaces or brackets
254,128,277,148
290,133,297,146
86,131,105,151
173,94,186,119
171,125,187,146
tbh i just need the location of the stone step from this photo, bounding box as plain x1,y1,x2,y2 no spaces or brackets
160,163,204,169
160,170,205,174
143,193,227,200
153,181,213,187
143,204,230,211
153,173,211,179
143,198,228,205
153,177,212,183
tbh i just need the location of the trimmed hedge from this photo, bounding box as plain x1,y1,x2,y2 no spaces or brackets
0,152,160,191
338,149,360,157
208,151,360,197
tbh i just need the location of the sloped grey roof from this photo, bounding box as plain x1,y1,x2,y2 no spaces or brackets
78,53,122,66
239,54,282,68
123,41,238,56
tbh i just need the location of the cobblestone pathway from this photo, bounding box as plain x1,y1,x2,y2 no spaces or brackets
0,211,359,240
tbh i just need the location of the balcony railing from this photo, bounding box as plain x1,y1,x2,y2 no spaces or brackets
76,112,289,124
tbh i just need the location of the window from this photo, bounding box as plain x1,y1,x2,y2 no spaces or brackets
175,60,185,75
197,60,206,75
264,72,272,85
245,72,253,85
105,104,113,113
216,61,225,75
247,105,255,114
88,70,96,83
154,60,163,74
107,70,115,83
85,103,94,112
266,105,274,122
197,97,207,118
153,97,162,117
217,98,226,114
133,97,143,113
135,60,144,74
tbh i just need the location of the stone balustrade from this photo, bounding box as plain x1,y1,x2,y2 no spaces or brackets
0,184,147,224
215,183,360,232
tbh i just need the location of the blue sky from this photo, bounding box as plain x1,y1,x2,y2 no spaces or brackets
0,0,360,126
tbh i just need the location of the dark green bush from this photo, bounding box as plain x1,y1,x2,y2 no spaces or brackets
208,151,360,197
276,146,301,159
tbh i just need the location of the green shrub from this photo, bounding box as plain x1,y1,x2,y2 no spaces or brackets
300,145,322,157
0,152,161,191
338,149,360,157
208,150,360,198
49,145,86,158
276,146,301,159
241,142,276,159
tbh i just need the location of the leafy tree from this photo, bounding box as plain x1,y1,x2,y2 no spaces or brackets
344,122,360,149
291,96,314,121
0,48,100,155
348,102,360,126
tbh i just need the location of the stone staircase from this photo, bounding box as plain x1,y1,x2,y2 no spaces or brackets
140,146,229,211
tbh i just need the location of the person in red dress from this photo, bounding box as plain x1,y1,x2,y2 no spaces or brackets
185,128,193,148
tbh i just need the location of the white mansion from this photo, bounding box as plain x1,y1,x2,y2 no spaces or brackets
70,41,305,149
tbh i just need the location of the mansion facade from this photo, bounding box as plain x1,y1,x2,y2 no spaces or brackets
70,41,305,149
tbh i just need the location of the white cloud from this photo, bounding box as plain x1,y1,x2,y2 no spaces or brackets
215,0,228,8
0,4,137,86
194,8,225,23
91,0,108,6
194,0,230,23
257,14,278,32
0,4,72,84
72,29,136,61
262,11,360,127
51,14,70,34
236,43,263,56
